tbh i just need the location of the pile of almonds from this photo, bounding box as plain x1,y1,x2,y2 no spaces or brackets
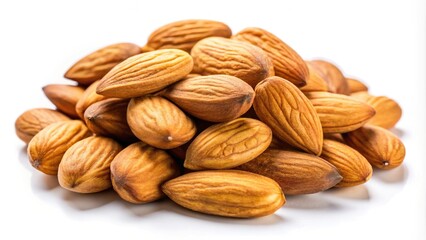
15,19,405,218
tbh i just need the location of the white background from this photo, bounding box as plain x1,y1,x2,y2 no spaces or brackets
1,0,425,239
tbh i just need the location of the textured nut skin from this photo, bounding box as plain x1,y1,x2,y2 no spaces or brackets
237,149,342,195
233,27,308,87
58,136,123,193
253,76,323,155
97,49,193,98
184,118,272,170
162,170,285,218
309,60,350,95
321,139,373,187
111,142,180,203
27,120,91,175
191,37,274,88
127,96,196,149
305,91,376,133
343,125,405,170
163,75,254,122
15,108,70,144
146,19,232,52
300,63,329,92
43,84,85,118
346,77,368,93
64,43,141,85
75,80,107,120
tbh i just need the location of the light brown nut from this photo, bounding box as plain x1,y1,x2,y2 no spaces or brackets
162,75,254,122
321,139,373,187
145,19,232,52
346,77,368,93
324,133,345,143
75,80,108,120
97,49,193,98
43,84,85,118
27,120,91,175
190,37,274,88
162,170,285,218
300,62,329,92
236,149,342,195
253,76,323,155
305,91,376,133
64,43,141,85
309,60,350,95
343,125,405,170
233,27,308,87
111,142,180,203
184,118,272,170
84,98,137,144
58,136,122,193
127,96,196,149
15,108,70,144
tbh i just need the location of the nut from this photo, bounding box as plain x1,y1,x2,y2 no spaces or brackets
75,80,107,120
43,84,85,118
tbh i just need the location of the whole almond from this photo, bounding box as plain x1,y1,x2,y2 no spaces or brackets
162,170,285,218
254,76,323,155
346,77,368,93
97,49,193,98
64,43,141,85
343,125,405,169
309,60,350,95
237,149,342,195
233,27,308,87
111,142,180,203
127,96,196,149
27,120,91,175
43,84,85,118
321,139,373,187
305,91,376,133
300,63,329,92
191,37,274,88
145,19,232,52
15,108,70,144
75,80,107,120
184,118,272,170
162,75,254,122
58,136,122,193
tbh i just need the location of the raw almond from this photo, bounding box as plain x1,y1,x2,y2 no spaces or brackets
191,37,274,88
300,62,329,92
58,136,122,193
184,118,272,170
309,60,350,95
162,170,285,218
111,142,180,203
75,80,107,120
97,49,193,98
346,77,368,93
43,84,85,118
253,76,323,155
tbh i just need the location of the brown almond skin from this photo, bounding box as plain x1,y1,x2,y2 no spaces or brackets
111,142,180,204
254,76,323,155
84,98,137,144
184,118,272,170
343,125,405,170
43,84,85,118
233,27,308,87
321,139,373,187
75,80,108,120
127,96,196,149
346,77,368,93
300,63,329,92
162,170,285,218
305,91,376,133
58,136,123,193
191,37,274,88
146,19,232,52
27,120,92,175
64,43,141,85
236,149,342,195
162,75,254,122
309,60,350,95
15,108,70,144
97,49,193,98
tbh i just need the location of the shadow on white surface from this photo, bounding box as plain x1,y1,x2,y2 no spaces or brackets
31,173,59,191
60,189,119,211
325,185,370,200
18,145,33,172
390,127,405,138
374,164,408,183
284,194,340,210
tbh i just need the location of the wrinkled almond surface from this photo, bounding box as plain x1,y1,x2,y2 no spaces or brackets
75,80,107,120
309,60,349,95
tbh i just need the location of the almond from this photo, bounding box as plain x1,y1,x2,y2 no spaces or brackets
236,149,342,195
162,75,254,122
184,118,272,170
191,37,274,88
75,80,107,120
64,43,141,85
233,27,308,87
343,125,405,169
346,77,368,93
127,96,196,149
15,108,70,144
27,120,91,175
97,49,193,98
43,84,85,118
300,62,329,92
309,60,349,95
253,76,323,155
162,170,285,218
